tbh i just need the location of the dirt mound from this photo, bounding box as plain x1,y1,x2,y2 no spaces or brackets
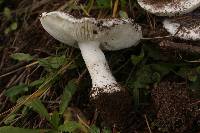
152,81,194,132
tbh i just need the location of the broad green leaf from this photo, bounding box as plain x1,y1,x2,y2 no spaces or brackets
26,98,50,121
38,55,68,71
59,80,77,114
5,84,29,101
50,111,60,129
58,121,81,132
130,65,154,89
0,126,48,133
10,53,33,61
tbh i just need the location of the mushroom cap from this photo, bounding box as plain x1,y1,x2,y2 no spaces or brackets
137,0,200,16
163,18,200,40
40,11,142,51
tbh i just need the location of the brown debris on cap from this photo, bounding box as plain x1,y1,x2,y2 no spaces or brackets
138,0,200,16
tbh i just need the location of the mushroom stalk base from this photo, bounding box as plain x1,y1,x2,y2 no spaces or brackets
78,41,120,98
91,88,140,132
79,41,139,132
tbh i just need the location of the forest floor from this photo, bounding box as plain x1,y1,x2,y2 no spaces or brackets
0,0,200,133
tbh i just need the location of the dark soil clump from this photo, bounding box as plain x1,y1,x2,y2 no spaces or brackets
151,81,192,132
91,88,141,133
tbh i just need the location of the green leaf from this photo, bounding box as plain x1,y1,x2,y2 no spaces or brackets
90,125,100,133
96,0,111,8
50,111,60,129
10,22,18,31
26,98,50,121
59,80,77,114
38,55,68,71
29,78,45,87
58,121,81,132
150,63,172,78
131,50,144,65
10,53,33,61
5,84,29,102
188,73,198,82
0,126,48,133
177,67,198,82
3,7,11,19
131,65,154,89
4,27,11,35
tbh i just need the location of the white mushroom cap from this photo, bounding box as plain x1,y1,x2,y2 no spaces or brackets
163,19,200,40
137,0,200,16
40,11,142,50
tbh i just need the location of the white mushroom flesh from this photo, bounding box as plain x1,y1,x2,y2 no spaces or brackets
40,11,142,99
78,41,120,97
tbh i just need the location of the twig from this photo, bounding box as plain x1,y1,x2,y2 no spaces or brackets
76,69,87,85
144,114,153,133
159,40,200,53
141,35,172,40
0,49,6,70
77,114,90,129
0,61,38,78
90,108,98,125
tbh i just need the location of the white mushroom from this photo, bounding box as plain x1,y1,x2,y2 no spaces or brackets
163,18,200,40
137,0,200,16
40,11,142,130
40,11,142,98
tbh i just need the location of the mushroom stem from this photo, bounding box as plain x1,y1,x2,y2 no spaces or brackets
78,41,120,95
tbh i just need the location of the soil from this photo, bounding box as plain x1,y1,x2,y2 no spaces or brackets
91,87,141,133
152,81,191,132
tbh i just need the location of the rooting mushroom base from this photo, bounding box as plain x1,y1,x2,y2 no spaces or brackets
91,87,139,132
